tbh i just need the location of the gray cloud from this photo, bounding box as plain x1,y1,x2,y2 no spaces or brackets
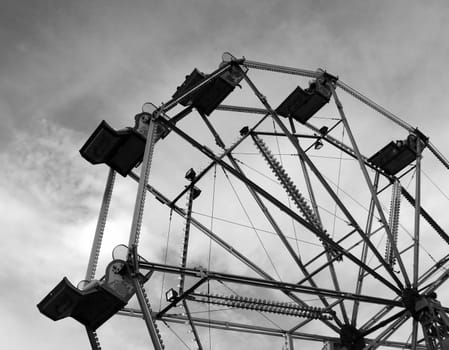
2,1,449,349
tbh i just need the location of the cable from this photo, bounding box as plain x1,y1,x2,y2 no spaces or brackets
191,211,322,247
159,210,173,311
331,124,345,238
422,169,449,202
234,157,350,224
207,165,217,350
233,152,355,160
162,321,192,349
233,157,280,184
221,167,283,281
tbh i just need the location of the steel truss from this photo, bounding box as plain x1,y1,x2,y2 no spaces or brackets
43,54,449,350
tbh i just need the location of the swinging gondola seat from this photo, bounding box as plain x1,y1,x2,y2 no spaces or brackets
276,81,331,124
37,259,140,330
37,277,127,330
172,66,244,116
79,120,146,177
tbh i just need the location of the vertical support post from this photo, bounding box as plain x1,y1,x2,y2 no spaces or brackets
177,176,204,350
179,179,197,295
182,301,204,350
284,333,294,350
85,168,116,281
126,114,163,348
413,138,422,288
352,172,380,326
128,115,157,248
411,319,419,350
84,167,115,350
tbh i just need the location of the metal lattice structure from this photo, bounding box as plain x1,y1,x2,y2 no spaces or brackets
38,53,449,350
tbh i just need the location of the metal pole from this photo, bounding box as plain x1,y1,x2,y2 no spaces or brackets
352,172,380,326
285,333,294,350
335,80,414,133
243,59,320,79
85,168,116,280
133,279,164,350
413,138,422,288
128,116,157,248
118,310,427,349
411,319,419,350
138,261,402,307
84,167,115,350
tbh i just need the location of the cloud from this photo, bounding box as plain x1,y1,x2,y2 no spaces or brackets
2,1,449,349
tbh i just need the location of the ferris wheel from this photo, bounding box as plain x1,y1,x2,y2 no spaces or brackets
38,53,449,350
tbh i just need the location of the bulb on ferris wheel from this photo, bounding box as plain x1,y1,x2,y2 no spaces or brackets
314,139,324,150
112,244,128,260
142,102,157,114
221,52,235,63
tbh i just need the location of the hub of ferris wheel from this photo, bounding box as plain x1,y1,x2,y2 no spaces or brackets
37,53,449,350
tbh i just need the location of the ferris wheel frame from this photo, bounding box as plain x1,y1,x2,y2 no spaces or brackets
39,53,449,350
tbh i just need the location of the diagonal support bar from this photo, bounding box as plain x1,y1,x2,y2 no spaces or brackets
133,278,164,350
139,261,403,306
329,84,410,288
128,116,158,248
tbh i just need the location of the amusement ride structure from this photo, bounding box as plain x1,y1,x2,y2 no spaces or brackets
38,53,449,349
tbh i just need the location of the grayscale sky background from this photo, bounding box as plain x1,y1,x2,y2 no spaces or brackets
1,1,449,349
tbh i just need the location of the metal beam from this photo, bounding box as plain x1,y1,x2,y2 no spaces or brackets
352,173,380,326
413,139,422,289
335,79,414,133
128,117,157,248
243,59,320,79
138,261,402,307
118,309,426,349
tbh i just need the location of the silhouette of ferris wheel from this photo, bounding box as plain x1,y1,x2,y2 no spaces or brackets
38,53,449,350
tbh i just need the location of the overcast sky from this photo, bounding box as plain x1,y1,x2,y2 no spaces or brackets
2,1,449,349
